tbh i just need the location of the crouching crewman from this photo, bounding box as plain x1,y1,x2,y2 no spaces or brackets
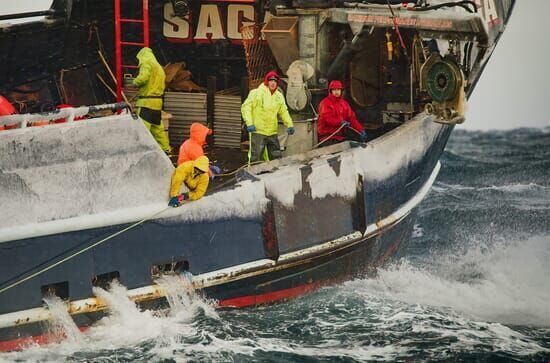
168,155,210,207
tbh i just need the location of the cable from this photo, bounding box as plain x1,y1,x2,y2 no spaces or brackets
0,207,171,295
314,124,363,148
411,1,477,13
216,160,264,177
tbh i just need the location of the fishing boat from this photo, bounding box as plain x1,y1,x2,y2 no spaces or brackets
0,0,514,351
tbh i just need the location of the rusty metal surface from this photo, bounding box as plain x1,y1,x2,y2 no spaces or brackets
241,24,278,89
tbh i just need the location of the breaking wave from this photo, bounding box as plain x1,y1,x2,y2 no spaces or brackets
362,235,550,326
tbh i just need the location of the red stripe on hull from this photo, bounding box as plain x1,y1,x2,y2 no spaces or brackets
0,283,320,351
218,282,322,308
0,326,88,352
0,282,336,351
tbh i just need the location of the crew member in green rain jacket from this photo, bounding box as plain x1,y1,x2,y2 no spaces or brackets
241,71,294,162
133,47,171,154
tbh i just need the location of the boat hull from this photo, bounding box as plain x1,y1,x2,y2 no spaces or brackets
0,112,450,351
0,208,417,351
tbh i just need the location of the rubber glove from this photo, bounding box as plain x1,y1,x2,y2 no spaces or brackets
247,125,256,133
341,120,350,127
359,130,368,142
168,195,183,207
209,165,221,180
287,127,295,135
168,193,188,207
210,165,221,175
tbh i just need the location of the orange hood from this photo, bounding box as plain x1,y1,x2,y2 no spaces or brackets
189,123,212,146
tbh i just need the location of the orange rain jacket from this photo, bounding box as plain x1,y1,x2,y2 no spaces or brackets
177,123,212,166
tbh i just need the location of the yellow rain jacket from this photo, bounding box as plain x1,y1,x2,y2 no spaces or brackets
241,83,293,136
133,47,165,110
169,156,210,201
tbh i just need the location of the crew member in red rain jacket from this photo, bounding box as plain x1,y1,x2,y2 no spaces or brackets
317,80,367,146
177,122,221,177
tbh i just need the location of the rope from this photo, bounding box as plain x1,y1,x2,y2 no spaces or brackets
216,123,363,178
0,207,171,295
411,1,477,13
217,160,264,177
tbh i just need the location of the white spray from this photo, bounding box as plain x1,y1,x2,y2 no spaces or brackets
42,295,82,345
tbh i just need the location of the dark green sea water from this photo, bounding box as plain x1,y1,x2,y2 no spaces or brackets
3,127,550,362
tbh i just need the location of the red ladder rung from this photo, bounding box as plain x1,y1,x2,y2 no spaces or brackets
120,18,144,23
115,0,149,102
120,41,146,46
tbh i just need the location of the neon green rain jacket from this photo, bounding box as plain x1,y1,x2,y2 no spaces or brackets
133,47,165,110
241,83,293,136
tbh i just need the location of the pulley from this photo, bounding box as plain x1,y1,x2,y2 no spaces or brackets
420,54,466,125
425,57,462,103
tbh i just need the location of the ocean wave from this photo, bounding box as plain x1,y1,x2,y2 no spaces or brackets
361,235,550,327
433,182,549,193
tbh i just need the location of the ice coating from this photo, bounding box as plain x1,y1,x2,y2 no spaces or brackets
352,115,441,182
259,166,303,208
165,180,269,222
307,153,358,200
0,111,444,242
0,115,174,229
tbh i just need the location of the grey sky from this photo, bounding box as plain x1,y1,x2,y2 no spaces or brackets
465,0,550,130
3,0,548,130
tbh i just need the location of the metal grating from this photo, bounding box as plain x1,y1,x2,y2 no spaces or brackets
164,92,207,147
241,24,278,90
124,87,241,149
214,95,242,148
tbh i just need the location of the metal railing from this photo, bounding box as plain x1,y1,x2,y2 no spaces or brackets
0,102,130,128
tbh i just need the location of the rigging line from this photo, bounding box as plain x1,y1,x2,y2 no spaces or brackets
0,206,171,295
385,0,408,59
314,123,364,148
217,160,264,177
411,1,477,13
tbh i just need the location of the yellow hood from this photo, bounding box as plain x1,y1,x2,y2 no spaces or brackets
193,155,209,173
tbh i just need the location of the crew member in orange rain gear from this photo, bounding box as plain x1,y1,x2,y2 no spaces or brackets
178,123,211,165
177,122,221,176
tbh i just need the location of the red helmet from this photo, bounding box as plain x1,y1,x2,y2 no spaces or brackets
328,80,344,90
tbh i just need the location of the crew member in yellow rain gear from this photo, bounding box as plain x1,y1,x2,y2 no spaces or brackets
168,155,210,207
241,71,294,162
133,47,171,154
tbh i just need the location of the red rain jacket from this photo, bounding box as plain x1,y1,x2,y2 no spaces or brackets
317,81,364,142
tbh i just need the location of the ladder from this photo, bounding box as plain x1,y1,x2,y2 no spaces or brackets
114,0,150,102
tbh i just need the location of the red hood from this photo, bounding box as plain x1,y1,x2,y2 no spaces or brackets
189,123,212,146
0,95,17,116
328,80,343,91
327,80,344,102
263,71,280,86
